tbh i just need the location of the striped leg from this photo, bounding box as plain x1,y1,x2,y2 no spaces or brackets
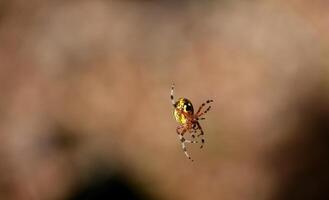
189,128,196,139
176,126,194,161
194,122,205,149
196,117,205,120
170,83,175,106
188,126,199,141
190,123,199,138
177,126,198,144
196,100,213,116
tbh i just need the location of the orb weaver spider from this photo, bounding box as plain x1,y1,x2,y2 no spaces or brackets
171,83,213,161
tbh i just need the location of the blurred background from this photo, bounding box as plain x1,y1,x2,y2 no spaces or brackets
0,0,329,200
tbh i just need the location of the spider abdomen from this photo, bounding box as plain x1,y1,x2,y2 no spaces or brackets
173,98,194,124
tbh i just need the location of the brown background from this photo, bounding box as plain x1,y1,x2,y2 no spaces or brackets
0,1,329,200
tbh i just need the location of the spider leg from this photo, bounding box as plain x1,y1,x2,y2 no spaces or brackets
195,122,205,149
178,125,198,143
170,84,175,107
196,100,213,116
190,123,199,138
188,127,198,140
198,106,212,118
176,126,194,161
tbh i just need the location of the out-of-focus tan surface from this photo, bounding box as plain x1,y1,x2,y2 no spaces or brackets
0,1,329,200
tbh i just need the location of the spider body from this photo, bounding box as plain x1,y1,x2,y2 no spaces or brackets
173,98,194,124
170,84,213,161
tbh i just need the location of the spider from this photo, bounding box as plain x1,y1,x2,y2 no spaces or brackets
170,83,213,161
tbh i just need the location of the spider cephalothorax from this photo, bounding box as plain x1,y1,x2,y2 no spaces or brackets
171,84,213,161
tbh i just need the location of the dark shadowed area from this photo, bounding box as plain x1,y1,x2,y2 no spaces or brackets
0,1,329,200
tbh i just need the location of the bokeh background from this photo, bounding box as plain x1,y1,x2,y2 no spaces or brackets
0,0,329,200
